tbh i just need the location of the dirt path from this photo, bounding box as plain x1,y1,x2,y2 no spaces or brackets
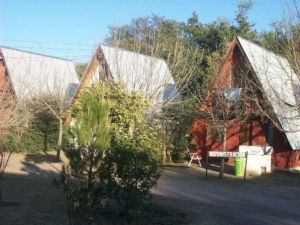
2,153,300,225
153,166,300,225
1,152,68,225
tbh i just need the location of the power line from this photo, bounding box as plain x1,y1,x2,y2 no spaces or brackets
1,45,95,51
2,55,92,59
0,39,101,61
1,39,99,47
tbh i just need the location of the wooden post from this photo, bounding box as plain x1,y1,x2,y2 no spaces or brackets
219,127,227,179
219,158,224,179
244,152,248,181
56,118,63,160
205,151,209,179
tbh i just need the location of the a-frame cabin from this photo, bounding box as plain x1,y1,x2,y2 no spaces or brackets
191,36,300,170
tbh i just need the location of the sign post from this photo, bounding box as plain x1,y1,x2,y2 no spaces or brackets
206,151,248,180
243,152,248,181
205,153,209,179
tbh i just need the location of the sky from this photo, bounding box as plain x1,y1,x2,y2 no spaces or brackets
0,0,295,62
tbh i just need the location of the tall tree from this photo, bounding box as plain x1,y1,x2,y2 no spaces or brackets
234,0,257,40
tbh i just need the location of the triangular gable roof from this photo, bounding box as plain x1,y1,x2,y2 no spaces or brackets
74,45,179,106
0,46,79,100
235,36,300,150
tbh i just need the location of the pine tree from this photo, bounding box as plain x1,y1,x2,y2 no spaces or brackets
235,0,257,40
63,88,111,209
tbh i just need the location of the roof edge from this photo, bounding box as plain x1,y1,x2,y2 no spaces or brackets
100,44,167,64
236,36,288,63
0,45,73,62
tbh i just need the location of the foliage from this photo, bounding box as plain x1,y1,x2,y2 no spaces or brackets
0,134,17,152
0,133,18,180
33,89,73,160
106,124,162,210
0,95,33,202
234,0,257,41
75,63,88,79
100,82,162,210
73,89,111,148
104,3,258,161
161,99,199,161
0,132,24,203
0,133,18,174
260,15,300,74
103,82,149,128
63,87,111,210
20,128,47,152
105,2,257,99
63,82,162,216
19,111,58,152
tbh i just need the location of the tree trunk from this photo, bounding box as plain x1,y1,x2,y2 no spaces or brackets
43,130,48,152
219,127,227,179
161,147,167,165
56,118,63,160
87,149,94,190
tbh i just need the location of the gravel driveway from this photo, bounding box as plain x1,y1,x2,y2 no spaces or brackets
2,153,300,225
153,166,300,225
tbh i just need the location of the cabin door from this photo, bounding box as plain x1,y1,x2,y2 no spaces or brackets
239,122,251,145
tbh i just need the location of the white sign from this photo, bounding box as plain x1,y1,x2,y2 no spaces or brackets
239,145,273,155
239,145,273,176
208,151,246,158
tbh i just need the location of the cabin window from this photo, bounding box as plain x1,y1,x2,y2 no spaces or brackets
163,83,181,102
239,122,252,145
90,65,107,84
223,88,242,103
90,66,100,83
263,122,275,145
207,126,224,142
101,63,110,80
267,123,274,145
65,83,79,102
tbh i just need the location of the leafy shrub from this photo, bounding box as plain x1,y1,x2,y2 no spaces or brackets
107,125,162,210
62,82,163,217
19,128,44,152
0,134,17,152
19,111,58,152
161,101,199,162
62,146,109,210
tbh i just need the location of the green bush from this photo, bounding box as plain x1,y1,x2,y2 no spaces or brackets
62,82,163,217
0,134,17,152
107,125,162,210
62,145,109,210
19,128,44,152
19,111,58,152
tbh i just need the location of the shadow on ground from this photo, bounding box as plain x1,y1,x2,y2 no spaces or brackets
153,166,300,225
20,152,63,176
0,152,68,225
2,153,300,225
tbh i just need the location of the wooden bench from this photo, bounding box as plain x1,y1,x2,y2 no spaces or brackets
188,148,202,167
